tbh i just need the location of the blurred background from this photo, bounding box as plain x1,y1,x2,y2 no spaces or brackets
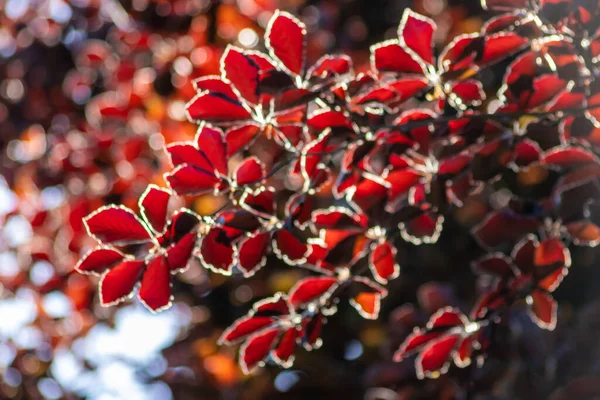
2,1,600,399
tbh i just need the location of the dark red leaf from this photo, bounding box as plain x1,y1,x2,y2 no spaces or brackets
220,316,276,344
371,40,426,75
394,330,445,361
238,232,270,277
166,143,213,171
415,334,460,379
472,211,539,249
165,164,220,196
428,307,467,329
139,256,172,312
307,109,353,131
288,276,338,308
225,124,261,156
99,260,145,306
542,147,599,167
254,293,293,316
386,169,422,203
186,91,251,122
482,32,528,66
198,227,236,275
273,229,309,265
472,253,515,277
369,241,400,284
195,125,228,176
221,46,260,105
399,10,436,64
139,185,171,234
308,55,352,80
272,327,300,366
535,238,570,291
400,210,443,245
312,208,367,231
527,289,557,330
240,327,281,374
84,206,152,245
266,11,306,76
193,76,238,99
75,247,125,276
166,232,197,272
234,157,265,186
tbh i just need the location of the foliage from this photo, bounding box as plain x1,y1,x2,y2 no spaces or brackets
74,0,600,381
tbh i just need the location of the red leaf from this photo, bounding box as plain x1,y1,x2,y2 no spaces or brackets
273,229,309,265
272,327,300,367
75,247,125,276
266,11,306,76
312,208,367,231
472,211,539,249
369,241,400,284
371,40,426,75
450,80,485,106
307,109,353,131
439,34,478,73
348,177,389,211
415,334,460,379
308,55,352,80
254,293,293,315
234,157,265,186
220,316,276,344
511,234,537,274
193,76,238,99
482,32,528,66
285,193,314,228
166,232,197,272
438,153,472,175
300,131,331,187
240,327,281,374
275,124,305,148
165,164,220,196
394,330,444,361
386,169,422,203
472,253,514,277
454,336,473,367
138,256,172,312
542,147,599,166
225,124,261,156
399,10,436,64
394,109,436,154
238,232,270,277
387,78,430,105
302,313,324,349
99,260,145,306
198,227,236,275
400,211,443,245
186,91,251,122
139,185,171,234
514,140,542,165
195,125,228,176
221,46,260,105
428,307,467,329
535,238,570,291
166,143,213,171
288,276,338,308
527,289,557,330
84,206,151,246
